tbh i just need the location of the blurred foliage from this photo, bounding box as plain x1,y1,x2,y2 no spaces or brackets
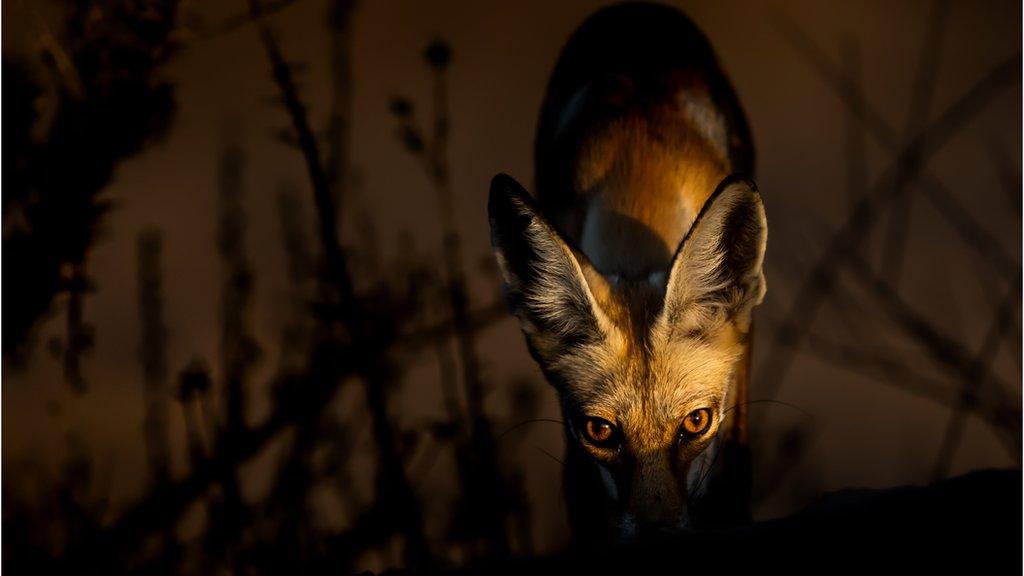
2,0,182,379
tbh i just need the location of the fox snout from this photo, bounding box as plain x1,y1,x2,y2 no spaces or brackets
613,451,693,541
618,457,684,537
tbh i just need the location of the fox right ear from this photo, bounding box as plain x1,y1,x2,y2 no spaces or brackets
488,174,610,359
658,176,767,338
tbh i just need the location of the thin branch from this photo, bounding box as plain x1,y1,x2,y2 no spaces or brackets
930,283,1022,479
904,0,950,134
214,129,257,551
798,329,1018,444
250,0,356,325
136,229,172,487
394,300,507,354
881,0,949,286
207,0,301,36
988,136,1023,216
326,0,357,211
61,263,91,391
840,37,867,210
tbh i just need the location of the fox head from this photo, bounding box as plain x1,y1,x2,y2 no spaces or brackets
488,172,766,540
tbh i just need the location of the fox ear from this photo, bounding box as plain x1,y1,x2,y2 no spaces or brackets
660,176,767,337
488,173,609,359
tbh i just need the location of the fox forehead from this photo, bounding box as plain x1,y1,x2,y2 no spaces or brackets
555,318,743,427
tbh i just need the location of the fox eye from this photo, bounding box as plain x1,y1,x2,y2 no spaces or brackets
580,417,619,448
681,408,712,436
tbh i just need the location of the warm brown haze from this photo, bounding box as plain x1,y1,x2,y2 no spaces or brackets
2,0,1020,574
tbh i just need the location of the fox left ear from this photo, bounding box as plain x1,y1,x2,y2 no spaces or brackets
488,173,613,363
659,176,767,337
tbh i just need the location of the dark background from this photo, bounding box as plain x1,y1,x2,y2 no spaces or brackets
2,0,1021,573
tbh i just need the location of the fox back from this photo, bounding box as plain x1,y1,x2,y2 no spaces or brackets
489,3,766,544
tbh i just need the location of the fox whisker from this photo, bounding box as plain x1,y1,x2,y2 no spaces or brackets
497,418,566,441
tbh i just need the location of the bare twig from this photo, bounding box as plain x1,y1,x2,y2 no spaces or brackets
840,37,867,210
61,263,91,391
326,0,357,211
797,329,1018,445
930,283,1022,478
880,0,950,286
136,230,172,487
208,0,301,36
988,136,1023,216
253,9,355,318
394,300,508,353
209,129,261,560
274,185,315,372
903,0,950,133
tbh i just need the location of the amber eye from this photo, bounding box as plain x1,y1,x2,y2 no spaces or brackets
681,408,712,436
580,417,619,448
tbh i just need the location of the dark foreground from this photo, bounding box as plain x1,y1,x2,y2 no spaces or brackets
445,468,1021,575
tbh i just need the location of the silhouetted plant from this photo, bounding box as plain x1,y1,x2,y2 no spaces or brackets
136,228,172,488
389,37,525,560
3,0,183,379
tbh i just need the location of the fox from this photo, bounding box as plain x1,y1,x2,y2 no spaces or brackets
487,3,767,544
